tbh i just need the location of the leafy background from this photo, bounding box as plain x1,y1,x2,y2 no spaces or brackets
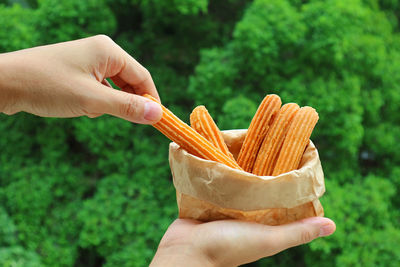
0,0,399,266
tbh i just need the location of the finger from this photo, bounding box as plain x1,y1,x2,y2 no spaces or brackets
84,81,162,124
102,78,113,88
109,75,128,90
85,35,160,101
236,217,335,262
199,217,335,266
110,76,136,94
171,218,203,227
118,55,160,101
86,113,102,118
107,47,160,102
261,217,336,255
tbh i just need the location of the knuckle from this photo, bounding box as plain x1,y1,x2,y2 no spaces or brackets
300,228,314,244
2,104,18,116
142,67,151,78
136,67,152,86
94,34,113,43
120,95,139,118
3,110,17,116
88,34,114,50
86,113,101,118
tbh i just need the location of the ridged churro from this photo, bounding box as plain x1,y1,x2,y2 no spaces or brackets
272,106,319,176
190,106,236,161
253,103,300,176
143,94,242,170
237,94,281,173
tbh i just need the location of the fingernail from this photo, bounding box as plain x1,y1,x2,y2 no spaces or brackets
301,217,336,237
319,223,336,237
144,101,162,122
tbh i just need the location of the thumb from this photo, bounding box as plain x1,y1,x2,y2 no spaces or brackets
202,217,336,266
264,217,336,255
88,83,163,124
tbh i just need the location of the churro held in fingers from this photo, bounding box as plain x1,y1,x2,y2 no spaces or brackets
253,103,300,176
190,105,236,161
143,94,242,170
272,106,319,176
237,94,281,173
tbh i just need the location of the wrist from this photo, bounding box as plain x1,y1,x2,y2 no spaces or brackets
0,52,24,114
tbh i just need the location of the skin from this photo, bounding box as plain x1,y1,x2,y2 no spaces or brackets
0,35,163,123
0,36,336,266
151,217,335,267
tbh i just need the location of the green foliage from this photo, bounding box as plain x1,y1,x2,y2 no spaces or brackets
132,0,208,15
188,47,239,112
36,0,117,43
0,4,38,51
2,163,87,266
0,247,43,267
218,96,257,130
0,207,17,246
0,0,116,53
78,172,176,265
306,176,400,266
1,0,400,266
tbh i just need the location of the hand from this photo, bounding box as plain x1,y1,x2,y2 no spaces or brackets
0,35,162,124
151,217,336,267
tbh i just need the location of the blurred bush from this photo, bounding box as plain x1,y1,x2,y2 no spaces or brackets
0,0,399,266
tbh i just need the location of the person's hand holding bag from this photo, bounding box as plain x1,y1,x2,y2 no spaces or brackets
0,35,162,124
151,217,336,267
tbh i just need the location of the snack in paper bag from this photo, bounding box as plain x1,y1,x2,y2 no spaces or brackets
170,130,324,225
144,93,325,225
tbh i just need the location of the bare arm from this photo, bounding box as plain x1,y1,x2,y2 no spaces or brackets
0,35,162,124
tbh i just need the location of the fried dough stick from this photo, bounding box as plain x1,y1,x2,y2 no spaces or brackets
190,105,236,161
272,106,319,176
237,94,281,173
144,94,242,170
253,103,300,176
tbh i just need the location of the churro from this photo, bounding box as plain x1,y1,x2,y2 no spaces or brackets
190,106,236,161
272,106,319,176
143,94,242,170
237,94,281,172
253,103,300,176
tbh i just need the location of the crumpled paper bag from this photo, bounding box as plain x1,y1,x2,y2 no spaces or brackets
169,129,325,225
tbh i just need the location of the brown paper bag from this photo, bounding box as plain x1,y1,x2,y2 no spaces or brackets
169,129,325,226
